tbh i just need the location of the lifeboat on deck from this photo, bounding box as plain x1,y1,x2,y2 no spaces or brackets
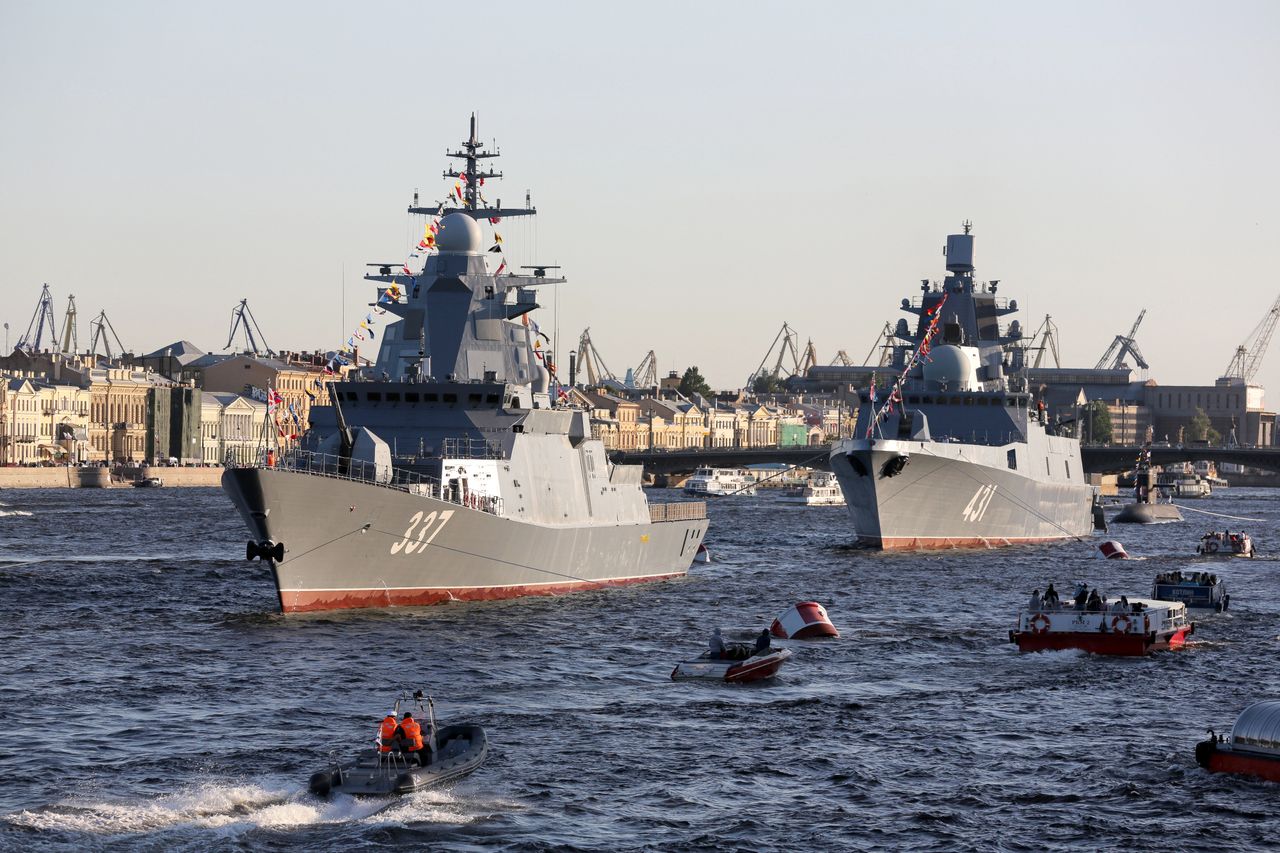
671,644,792,683
1009,598,1193,656
770,601,839,639
1196,701,1280,784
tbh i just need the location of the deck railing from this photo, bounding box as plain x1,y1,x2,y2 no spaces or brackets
650,501,708,522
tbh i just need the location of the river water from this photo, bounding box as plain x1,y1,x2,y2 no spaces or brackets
1,486,1278,851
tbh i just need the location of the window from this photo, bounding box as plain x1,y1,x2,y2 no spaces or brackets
1007,449,1017,469
1045,457,1050,475
469,393,482,404
345,391,357,402
1065,460,1071,479
367,392,382,402
405,392,420,403
486,394,500,404
386,392,401,402
443,393,457,403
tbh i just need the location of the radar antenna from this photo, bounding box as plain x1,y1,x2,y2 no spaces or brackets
412,113,538,222
17,283,58,353
226,299,274,356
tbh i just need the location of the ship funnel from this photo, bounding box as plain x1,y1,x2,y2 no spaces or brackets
945,232,974,274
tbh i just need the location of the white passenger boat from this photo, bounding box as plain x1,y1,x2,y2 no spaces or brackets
683,467,757,497
779,472,845,506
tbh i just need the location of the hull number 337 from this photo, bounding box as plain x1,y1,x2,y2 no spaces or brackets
391,509,455,555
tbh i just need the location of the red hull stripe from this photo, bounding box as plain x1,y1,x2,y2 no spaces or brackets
869,535,1076,550
1209,751,1280,783
1016,627,1190,656
279,572,685,613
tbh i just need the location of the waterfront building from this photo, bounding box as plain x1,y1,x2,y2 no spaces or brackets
87,367,153,463
199,354,325,433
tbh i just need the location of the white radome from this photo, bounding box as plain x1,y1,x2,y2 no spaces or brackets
436,213,484,254
922,344,977,390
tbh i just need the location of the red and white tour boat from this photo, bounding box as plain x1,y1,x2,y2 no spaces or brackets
671,646,792,683
1196,701,1280,784
1010,597,1193,656
770,601,840,639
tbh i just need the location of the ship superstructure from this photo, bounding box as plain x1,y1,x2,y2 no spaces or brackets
222,117,708,612
828,224,1093,548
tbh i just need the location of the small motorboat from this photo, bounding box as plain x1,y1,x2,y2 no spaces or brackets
132,476,163,488
770,601,839,639
693,543,711,564
1009,595,1193,656
309,693,487,797
671,644,792,683
1196,701,1280,784
1152,570,1229,612
1197,530,1255,558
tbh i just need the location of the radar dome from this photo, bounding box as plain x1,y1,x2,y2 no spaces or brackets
436,213,483,254
921,345,979,391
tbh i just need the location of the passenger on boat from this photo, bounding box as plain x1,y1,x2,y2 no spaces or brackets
397,712,428,766
754,629,772,656
1029,589,1042,611
1109,596,1125,614
378,711,398,754
1074,584,1089,611
1043,584,1060,608
1087,589,1103,612
709,627,725,660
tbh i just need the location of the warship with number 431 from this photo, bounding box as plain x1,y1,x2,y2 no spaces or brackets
828,224,1094,549
222,117,708,612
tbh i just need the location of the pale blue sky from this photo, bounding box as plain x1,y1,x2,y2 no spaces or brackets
2,1,1277,392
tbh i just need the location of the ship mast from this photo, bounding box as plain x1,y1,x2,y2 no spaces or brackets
411,113,538,221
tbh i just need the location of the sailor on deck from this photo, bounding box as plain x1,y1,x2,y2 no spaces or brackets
378,711,398,754
1029,589,1043,611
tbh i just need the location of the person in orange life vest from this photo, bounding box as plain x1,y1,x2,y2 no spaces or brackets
378,711,398,753
396,711,430,766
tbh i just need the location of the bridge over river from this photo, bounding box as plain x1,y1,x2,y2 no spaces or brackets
608,445,1280,475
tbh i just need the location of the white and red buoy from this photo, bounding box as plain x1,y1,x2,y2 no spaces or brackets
1098,541,1129,560
770,601,839,639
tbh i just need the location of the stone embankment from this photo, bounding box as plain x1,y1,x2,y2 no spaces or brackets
0,466,224,488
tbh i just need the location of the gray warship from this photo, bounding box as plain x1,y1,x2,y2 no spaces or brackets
828,224,1094,548
223,117,708,612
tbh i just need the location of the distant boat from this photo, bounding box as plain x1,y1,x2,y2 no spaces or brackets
132,477,163,488
779,472,844,506
683,467,757,497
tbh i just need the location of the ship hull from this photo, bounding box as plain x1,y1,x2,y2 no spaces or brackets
829,439,1093,549
223,468,709,613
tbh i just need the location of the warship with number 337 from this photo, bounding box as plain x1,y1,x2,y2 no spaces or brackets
828,224,1094,548
222,117,709,612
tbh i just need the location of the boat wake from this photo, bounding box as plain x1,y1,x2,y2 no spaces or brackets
0,510,33,517
3,781,483,837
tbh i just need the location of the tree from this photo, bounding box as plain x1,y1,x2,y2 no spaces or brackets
752,373,783,394
1189,407,1221,444
678,366,712,398
1085,400,1112,445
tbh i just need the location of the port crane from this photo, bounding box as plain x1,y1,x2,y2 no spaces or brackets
829,350,854,367
1094,309,1149,371
861,322,896,368
1025,314,1062,369
746,322,803,389
629,350,659,390
226,299,274,357
59,294,79,355
88,310,127,360
575,328,615,387
16,283,58,353
1221,293,1280,383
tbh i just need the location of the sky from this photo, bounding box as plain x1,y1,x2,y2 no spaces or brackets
1,1,1278,392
